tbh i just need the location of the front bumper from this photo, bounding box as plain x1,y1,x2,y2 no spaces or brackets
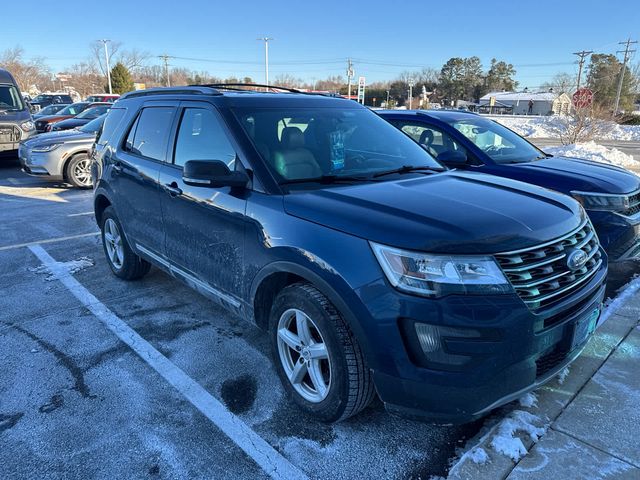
0,126,35,155
18,143,64,179
355,257,607,424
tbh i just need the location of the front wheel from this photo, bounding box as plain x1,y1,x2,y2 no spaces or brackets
269,283,375,422
65,153,93,189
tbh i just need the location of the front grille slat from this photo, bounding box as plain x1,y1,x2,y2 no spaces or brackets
495,219,603,312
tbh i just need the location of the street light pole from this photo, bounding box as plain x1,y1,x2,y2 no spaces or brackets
100,39,112,94
346,58,354,99
257,37,273,86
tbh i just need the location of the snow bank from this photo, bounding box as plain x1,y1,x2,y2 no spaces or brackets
518,392,538,408
489,410,547,461
543,141,638,169
486,115,640,141
29,256,94,281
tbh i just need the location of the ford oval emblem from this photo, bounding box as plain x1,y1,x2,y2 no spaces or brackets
566,249,588,271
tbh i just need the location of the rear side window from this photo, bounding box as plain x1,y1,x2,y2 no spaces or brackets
173,108,236,168
97,108,127,146
125,107,175,161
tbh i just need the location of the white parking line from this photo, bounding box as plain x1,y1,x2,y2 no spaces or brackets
0,232,100,252
67,211,95,217
27,244,308,480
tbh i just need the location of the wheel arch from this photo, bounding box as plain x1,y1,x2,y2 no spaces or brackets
62,149,90,180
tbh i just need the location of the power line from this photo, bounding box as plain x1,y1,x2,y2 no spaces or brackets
573,50,593,91
613,38,637,112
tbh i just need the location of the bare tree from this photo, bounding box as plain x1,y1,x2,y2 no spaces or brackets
0,46,52,92
273,73,303,88
541,72,577,94
547,104,614,144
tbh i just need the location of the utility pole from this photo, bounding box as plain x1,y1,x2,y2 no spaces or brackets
100,39,112,94
613,38,637,113
408,78,415,110
159,55,171,87
572,50,593,92
386,89,390,108
346,58,354,99
257,37,273,86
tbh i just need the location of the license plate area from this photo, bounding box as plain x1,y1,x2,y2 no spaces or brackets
571,307,599,350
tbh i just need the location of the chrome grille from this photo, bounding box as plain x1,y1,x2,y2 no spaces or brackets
495,219,603,312
0,124,21,143
622,190,640,217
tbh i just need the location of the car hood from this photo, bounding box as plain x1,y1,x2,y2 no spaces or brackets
283,171,583,254
501,157,640,194
54,118,88,129
0,109,30,122
36,114,73,124
24,129,95,146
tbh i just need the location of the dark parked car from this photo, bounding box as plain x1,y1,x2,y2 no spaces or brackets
0,67,35,156
85,94,120,103
380,110,640,261
93,86,607,423
29,93,73,112
32,103,70,119
34,102,110,133
51,104,111,131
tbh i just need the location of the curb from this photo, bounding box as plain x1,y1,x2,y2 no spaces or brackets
447,280,640,480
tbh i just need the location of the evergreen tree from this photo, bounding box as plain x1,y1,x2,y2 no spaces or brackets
108,62,134,94
587,54,635,111
485,58,518,93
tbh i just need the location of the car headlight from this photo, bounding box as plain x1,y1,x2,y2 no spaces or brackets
571,191,629,212
20,121,35,132
31,143,63,153
370,242,513,297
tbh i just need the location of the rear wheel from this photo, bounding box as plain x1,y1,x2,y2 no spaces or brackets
101,206,151,280
269,283,375,422
65,153,93,189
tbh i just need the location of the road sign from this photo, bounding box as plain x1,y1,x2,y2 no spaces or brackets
357,76,366,104
572,88,593,109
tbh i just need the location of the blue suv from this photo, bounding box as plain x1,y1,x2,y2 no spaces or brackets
93,86,607,423
379,110,640,261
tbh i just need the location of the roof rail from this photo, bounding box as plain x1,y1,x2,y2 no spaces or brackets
120,86,222,100
201,83,303,93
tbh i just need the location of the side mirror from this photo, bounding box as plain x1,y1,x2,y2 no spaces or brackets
183,160,249,189
438,150,468,167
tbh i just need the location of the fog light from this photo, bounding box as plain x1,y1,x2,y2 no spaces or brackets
415,323,480,366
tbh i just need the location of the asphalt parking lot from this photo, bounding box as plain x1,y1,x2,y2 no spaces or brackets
1,155,639,480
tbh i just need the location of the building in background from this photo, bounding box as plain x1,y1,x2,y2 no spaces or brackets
479,91,572,115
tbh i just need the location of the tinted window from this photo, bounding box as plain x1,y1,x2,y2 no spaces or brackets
77,105,110,119
397,122,467,160
174,108,236,168
97,108,126,144
81,114,107,134
58,103,88,116
127,107,175,161
0,85,25,111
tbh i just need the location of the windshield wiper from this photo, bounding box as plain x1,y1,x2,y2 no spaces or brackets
280,174,375,185
373,165,445,178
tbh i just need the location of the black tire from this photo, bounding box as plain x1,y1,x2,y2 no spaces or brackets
101,206,151,280
269,282,375,422
65,153,93,189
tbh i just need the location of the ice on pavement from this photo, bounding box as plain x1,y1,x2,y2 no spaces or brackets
556,367,570,385
489,410,547,461
467,447,490,465
29,256,94,281
543,141,637,169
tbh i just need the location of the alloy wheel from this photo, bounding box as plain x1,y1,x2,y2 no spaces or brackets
103,218,124,270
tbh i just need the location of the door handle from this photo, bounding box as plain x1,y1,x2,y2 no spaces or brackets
112,161,123,173
164,182,183,197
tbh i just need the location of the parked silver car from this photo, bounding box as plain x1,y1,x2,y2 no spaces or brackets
19,114,105,188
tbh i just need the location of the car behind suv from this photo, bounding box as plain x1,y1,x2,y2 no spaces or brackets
0,67,36,156
380,110,640,261
93,86,607,423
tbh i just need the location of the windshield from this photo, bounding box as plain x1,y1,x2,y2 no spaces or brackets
0,85,25,111
39,104,66,115
79,114,106,134
58,103,87,116
233,106,443,186
77,105,110,119
449,118,545,164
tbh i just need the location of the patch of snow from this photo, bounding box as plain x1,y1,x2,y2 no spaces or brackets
29,256,94,281
557,367,570,385
467,447,489,465
543,141,638,169
486,115,640,141
489,410,547,461
599,275,640,325
518,392,538,408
